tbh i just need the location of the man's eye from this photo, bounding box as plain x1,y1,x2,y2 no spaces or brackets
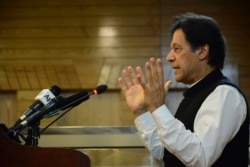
174,47,181,52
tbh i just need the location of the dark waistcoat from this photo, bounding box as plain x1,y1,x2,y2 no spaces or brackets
163,69,249,167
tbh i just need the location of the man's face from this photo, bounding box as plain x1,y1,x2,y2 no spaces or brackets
166,29,201,85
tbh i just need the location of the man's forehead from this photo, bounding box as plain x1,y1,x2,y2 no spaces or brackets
171,29,188,45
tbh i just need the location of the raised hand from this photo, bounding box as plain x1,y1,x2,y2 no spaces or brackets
118,57,172,115
138,58,171,112
118,66,147,116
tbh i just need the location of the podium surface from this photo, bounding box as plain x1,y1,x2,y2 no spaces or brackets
0,123,91,167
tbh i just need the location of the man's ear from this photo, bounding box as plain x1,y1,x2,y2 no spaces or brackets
197,44,209,60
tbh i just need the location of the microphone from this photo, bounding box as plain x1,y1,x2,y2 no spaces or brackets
14,85,61,126
12,84,108,132
44,84,108,118
43,91,89,118
92,84,107,95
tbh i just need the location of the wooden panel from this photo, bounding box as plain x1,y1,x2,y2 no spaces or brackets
0,0,249,128
97,57,158,89
160,3,249,15
0,47,161,59
0,26,161,38
57,91,134,126
74,58,105,88
25,66,41,89
0,37,160,48
0,66,10,89
0,17,160,28
15,65,30,89
45,65,60,87
0,64,82,90
4,66,20,90
0,93,17,127
0,5,160,17
35,66,51,88
0,0,161,6
13,90,134,127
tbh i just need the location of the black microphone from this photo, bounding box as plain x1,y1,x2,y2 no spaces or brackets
43,91,89,118
40,85,108,134
44,84,108,118
14,85,61,126
9,85,108,133
62,84,108,109
92,84,108,95
12,91,87,132
11,96,65,133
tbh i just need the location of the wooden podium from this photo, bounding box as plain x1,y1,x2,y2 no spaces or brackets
0,123,91,167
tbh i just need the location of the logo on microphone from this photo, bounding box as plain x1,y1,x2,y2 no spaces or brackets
44,94,52,102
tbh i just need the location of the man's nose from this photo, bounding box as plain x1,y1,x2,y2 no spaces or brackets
166,50,174,62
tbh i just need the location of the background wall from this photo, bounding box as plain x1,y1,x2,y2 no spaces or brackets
0,0,249,128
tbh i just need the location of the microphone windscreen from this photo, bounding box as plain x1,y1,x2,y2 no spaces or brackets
94,85,108,94
50,85,61,96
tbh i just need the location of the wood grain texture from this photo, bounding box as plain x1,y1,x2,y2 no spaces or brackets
0,0,249,126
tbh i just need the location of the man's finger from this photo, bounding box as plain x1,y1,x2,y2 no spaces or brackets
164,80,172,92
156,58,164,85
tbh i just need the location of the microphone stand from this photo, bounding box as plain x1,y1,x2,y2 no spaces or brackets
25,121,40,147
32,121,40,146
25,126,33,146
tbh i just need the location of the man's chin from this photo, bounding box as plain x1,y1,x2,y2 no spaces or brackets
174,76,182,82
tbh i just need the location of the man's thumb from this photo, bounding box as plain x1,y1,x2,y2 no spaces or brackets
164,80,172,92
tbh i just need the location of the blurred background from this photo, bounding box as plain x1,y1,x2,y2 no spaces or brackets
0,0,249,166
